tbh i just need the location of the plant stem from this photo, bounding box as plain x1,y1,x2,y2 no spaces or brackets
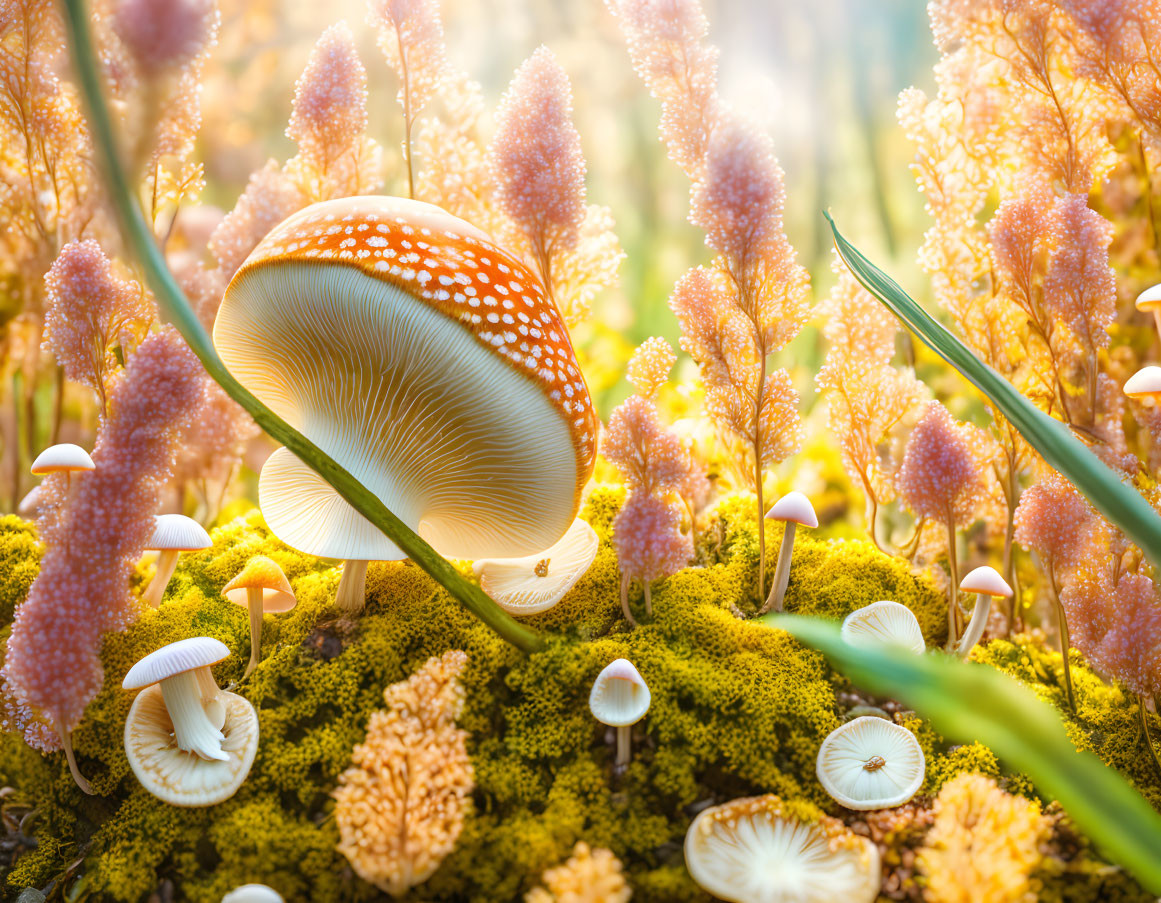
1048,565,1077,714
1141,695,1161,784
62,0,542,655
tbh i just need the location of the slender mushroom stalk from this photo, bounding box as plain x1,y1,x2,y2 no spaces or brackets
759,492,817,616
335,559,370,614
57,726,92,795
955,566,1013,659
140,514,212,608
222,556,297,678
619,573,638,628
589,659,650,768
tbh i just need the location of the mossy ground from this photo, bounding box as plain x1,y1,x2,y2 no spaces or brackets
0,492,1154,901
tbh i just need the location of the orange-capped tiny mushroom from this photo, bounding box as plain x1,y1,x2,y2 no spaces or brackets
1136,284,1161,339
1124,366,1161,403
222,556,297,678
214,196,598,611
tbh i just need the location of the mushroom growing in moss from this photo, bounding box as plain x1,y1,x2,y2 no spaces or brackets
472,518,598,615
841,600,926,655
213,196,598,612
222,556,297,677
589,658,650,766
684,794,881,903
141,514,212,608
758,491,817,615
815,716,925,810
955,566,1012,659
122,637,259,806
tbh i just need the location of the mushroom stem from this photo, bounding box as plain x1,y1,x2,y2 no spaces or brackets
142,548,180,608
619,573,638,628
335,559,370,614
955,592,992,659
615,725,632,766
195,664,226,730
57,726,92,795
159,670,228,761
1153,309,1161,342
759,523,796,615
243,586,264,679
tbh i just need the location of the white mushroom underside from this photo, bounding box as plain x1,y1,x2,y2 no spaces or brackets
124,686,259,807
472,518,599,614
816,718,925,810
686,811,880,903
218,262,576,560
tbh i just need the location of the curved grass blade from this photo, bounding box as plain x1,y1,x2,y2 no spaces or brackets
825,213,1161,573
771,614,1161,894
61,0,542,654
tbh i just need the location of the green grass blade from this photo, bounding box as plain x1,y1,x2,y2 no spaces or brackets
825,213,1161,573
771,614,1161,893
62,0,542,654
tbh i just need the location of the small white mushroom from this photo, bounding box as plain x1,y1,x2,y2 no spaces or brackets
816,716,925,810
955,566,1013,659
589,659,650,767
222,556,297,678
122,637,259,807
17,484,45,519
1125,366,1161,403
30,443,95,478
221,885,284,903
1136,284,1161,339
141,514,212,608
472,518,599,615
841,601,926,655
759,492,817,615
684,794,881,903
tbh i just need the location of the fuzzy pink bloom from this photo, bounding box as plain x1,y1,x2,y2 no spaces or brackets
605,0,719,176
489,47,586,267
174,378,259,490
896,401,985,525
43,240,154,407
613,493,691,584
2,329,203,745
626,336,675,399
113,0,217,74
208,160,304,280
287,23,370,168
1043,193,1115,354
369,0,448,118
1062,570,1161,699
604,395,689,496
1013,473,1096,577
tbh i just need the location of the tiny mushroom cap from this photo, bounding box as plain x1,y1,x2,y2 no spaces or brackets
221,886,284,903
30,443,94,475
148,513,212,552
589,659,650,727
1135,283,1161,312
214,195,598,567
222,556,297,613
764,491,818,528
472,518,598,615
1124,366,1161,400
816,716,926,811
959,565,1013,598
841,601,926,655
123,637,259,807
684,794,881,903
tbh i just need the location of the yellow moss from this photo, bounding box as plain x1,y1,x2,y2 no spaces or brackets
0,516,41,625
0,500,1151,902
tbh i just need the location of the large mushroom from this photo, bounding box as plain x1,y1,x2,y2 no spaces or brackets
213,196,598,612
222,556,297,677
122,637,259,806
472,518,598,615
684,794,881,903
141,514,212,608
